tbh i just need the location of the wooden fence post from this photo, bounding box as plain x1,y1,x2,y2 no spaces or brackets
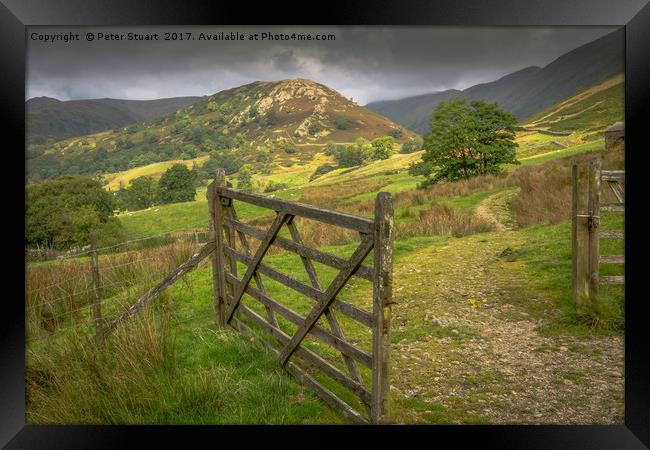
209,169,227,327
572,157,601,314
371,192,393,424
587,157,601,299
90,232,104,345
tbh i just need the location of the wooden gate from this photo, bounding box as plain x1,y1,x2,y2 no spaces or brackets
572,157,624,312
207,169,394,424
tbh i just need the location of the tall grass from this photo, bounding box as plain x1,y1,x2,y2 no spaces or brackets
396,203,496,238
511,148,624,227
26,300,174,423
26,239,201,340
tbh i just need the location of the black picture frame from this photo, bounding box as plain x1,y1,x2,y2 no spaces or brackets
3,0,648,447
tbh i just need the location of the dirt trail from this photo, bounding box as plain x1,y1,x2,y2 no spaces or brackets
474,189,519,232
389,231,624,424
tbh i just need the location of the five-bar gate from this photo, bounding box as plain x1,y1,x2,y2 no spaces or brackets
207,169,394,424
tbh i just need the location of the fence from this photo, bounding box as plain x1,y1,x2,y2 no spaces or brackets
572,157,625,313
29,168,395,424
207,168,394,424
27,227,212,344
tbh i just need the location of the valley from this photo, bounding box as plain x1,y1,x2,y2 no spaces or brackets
24,29,626,425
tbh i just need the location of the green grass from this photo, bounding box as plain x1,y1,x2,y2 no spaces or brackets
517,218,624,333
26,267,343,424
517,140,605,166
28,74,626,425
443,188,507,214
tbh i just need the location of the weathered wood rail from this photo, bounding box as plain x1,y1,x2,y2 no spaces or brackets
73,168,394,424
207,168,394,424
572,158,624,313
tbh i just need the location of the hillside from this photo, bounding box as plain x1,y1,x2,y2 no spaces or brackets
26,95,203,144
26,70,624,425
366,28,623,133
522,74,624,137
26,79,413,184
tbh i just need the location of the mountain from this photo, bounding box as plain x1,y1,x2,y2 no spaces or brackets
26,95,203,144
27,79,412,183
364,89,463,140
366,28,624,134
183,78,412,145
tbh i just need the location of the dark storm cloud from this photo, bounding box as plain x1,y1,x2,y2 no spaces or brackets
27,26,618,104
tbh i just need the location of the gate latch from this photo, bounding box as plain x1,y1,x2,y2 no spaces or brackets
587,211,600,230
576,212,600,230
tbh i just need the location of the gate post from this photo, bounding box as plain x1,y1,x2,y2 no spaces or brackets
572,157,601,314
371,192,394,424
208,168,227,327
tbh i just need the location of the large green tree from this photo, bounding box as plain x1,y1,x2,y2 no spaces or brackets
410,98,519,186
26,176,116,248
157,164,197,204
124,176,158,211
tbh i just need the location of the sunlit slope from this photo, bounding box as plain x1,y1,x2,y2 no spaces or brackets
103,155,210,191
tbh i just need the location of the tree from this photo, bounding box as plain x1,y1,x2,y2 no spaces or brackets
26,176,116,248
388,127,404,139
399,137,422,154
125,176,158,210
410,98,518,186
331,138,372,168
181,144,198,159
371,136,396,160
236,165,254,192
157,164,197,204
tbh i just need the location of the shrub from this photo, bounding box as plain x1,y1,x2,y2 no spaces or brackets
334,117,351,130
307,122,323,136
283,143,296,154
388,127,404,139
309,164,336,181
264,181,289,193
236,165,254,192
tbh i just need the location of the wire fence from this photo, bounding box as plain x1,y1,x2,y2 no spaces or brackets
57,222,210,259
26,223,211,342
26,221,211,263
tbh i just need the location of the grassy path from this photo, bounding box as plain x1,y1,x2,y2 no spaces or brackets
387,229,623,424
473,188,519,231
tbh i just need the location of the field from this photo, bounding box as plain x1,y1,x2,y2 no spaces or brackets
26,128,625,424
25,68,626,425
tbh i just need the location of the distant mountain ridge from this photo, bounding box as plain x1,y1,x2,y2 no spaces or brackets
26,95,203,144
366,28,624,134
27,78,412,184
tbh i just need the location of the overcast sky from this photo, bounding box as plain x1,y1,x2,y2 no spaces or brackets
26,26,617,105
